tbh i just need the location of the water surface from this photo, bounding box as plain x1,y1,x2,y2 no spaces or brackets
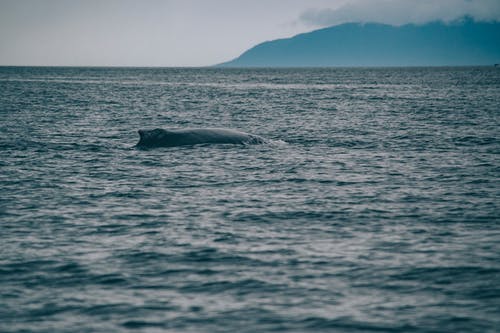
1,67,499,332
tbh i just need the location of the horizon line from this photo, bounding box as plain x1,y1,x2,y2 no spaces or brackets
0,64,497,69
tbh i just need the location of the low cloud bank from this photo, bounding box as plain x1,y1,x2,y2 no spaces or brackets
301,0,500,27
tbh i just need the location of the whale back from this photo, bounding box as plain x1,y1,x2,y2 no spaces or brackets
137,128,265,148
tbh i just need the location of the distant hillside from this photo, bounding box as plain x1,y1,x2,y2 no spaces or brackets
217,20,500,67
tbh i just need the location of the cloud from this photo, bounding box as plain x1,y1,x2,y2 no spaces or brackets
300,0,500,27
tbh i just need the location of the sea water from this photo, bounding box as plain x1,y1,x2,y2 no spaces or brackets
1,67,499,332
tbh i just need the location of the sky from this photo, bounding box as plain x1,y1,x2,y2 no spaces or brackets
1,0,499,67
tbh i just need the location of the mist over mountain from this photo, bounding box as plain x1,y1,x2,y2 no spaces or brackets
217,19,500,67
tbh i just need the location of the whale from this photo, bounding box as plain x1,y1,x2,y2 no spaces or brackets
136,128,266,148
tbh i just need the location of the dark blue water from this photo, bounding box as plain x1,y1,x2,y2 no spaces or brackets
1,67,499,332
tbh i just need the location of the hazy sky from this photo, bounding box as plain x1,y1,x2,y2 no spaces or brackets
1,0,499,66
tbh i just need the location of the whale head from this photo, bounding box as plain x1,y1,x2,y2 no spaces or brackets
137,128,173,147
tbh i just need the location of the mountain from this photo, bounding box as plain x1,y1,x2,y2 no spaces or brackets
217,20,500,67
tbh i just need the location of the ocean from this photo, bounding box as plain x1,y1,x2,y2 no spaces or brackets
1,67,499,332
